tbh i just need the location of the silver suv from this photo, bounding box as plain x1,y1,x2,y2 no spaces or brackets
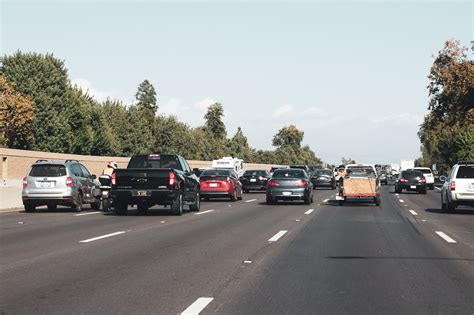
441,161,474,212
22,160,101,212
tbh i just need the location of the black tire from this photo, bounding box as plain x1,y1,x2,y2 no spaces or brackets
47,204,57,211
113,201,127,216
102,199,110,212
266,196,274,205
447,199,456,212
189,192,200,212
429,184,435,190
230,188,237,202
332,185,336,190
237,190,243,200
311,194,314,204
244,189,249,193
72,193,83,212
441,199,447,212
395,187,401,194
304,194,311,205
171,191,183,216
137,204,148,215
24,204,35,213
91,201,101,211
339,200,344,206
375,196,381,206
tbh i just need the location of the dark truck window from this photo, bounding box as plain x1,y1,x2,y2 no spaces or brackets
456,166,474,179
127,154,183,171
29,165,67,177
273,169,306,179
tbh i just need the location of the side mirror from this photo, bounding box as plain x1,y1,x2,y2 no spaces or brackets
439,175,447,182
90,174,97,180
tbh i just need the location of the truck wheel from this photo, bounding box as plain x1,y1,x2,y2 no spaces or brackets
375,197,381,206
91,201,101,211
137,204,148,215
339,200,344,206
114,201,127,216
171,191,183,216
189,192,200,212
24,204,35,213
102,199,110,212
72,193,83,212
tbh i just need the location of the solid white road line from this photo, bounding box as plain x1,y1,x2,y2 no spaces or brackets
79,231,127,243
194,209,215,216
409,210,418,216
435,231,457,243
74,211,101,217
304,209,314,215
245,199,257,203
268,230,288,242
181,297,214,315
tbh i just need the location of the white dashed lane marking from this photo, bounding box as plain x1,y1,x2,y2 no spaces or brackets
181,297,214,315
304,209,314,215
435,231,457,243
79,231,128,243
409,210,418,216
245,199,257,203
74,211,101,217
399,199,405,203
268,230,288,242
194,209,215,216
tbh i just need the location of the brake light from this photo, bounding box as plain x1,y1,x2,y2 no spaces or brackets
399,178,408,183
419,178,426,183
259,176,267,181
450,181,456,191
268,180,280,187
169,171,176,186
22,177,28,188
66,177,74,187
295,180,308,187
111,172,116,185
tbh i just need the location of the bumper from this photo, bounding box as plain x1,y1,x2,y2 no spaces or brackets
200,190,232,197
243,184,267,190
398,183,426,191
267,188,306,200
312,180,334,187
112,189,178,205
452,193,474,205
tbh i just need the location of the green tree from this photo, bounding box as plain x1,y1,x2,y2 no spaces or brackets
228,127,255,161
272,125,304,150
135,79,157,114
204,102,227,140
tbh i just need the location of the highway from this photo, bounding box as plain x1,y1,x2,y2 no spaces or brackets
1,186,473,314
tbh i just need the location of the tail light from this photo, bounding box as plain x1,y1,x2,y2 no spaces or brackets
268,180,280,187
399,178,408,183
419,178,426,183
66,177,74,187
295,180,308,187
450,181,456,191
169,171,176,186
259,176,266,181
22,177,28,188
111,172,116,185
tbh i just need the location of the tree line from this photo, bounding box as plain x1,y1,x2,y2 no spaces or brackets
0,51,322,165
417,40,474,173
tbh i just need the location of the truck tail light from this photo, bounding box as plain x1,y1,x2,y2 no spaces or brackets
66,177,74,187
169,171,176,186
450,181,456,191
111,172,116,185
23,177,28,188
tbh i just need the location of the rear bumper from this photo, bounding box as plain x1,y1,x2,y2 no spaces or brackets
452,193,474,205
312,181,334,187
267,188,306,199
200,190,232,197
112,189,178,205
397,183,426,191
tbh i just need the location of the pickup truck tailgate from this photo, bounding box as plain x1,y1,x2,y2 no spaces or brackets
115,169,171,189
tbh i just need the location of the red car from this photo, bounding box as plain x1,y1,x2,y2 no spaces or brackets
200,168,243,201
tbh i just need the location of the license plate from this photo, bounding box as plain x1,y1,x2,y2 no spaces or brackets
250,178,257,182
410,185,416,189
40,181,52,188
209,183,218,187
137,191,148,197
282,191,292,196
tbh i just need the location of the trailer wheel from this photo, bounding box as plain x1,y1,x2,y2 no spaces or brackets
375,196,381,206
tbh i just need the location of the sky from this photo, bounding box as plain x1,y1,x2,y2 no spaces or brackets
1,0,472,164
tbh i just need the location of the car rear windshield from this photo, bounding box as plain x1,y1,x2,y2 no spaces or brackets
127,154,182,170
456,166,474,179
346,167,376,177
29,165,67,177
314,169,333,176
243,170,268,176
273,169,306,179
416,169,432,174
401,171,423,178
201,169,231,176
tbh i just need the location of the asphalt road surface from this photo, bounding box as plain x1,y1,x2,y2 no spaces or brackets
1,186,473,314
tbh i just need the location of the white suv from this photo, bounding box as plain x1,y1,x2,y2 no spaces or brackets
413,167,435,190
441,161,474,212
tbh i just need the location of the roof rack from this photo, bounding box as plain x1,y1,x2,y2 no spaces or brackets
35,159,49,163
65,159,79,163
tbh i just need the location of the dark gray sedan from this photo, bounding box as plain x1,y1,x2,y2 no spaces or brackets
266,169,314,205
310,168,336,190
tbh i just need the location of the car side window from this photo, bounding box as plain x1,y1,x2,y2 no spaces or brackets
70,164,83,177
80,164,91,178
180,157,191,173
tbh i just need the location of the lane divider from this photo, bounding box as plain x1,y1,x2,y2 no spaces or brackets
399,199,405,203
408,210,418,216
268,230,288,242
79,231,128,243
181,297,214,315
304,209,314,215
74,211,101,217
435,231,457,243
245,199,257,203
194,209,215,216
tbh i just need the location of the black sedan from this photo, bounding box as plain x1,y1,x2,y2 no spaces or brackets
395,170,427,194
310,168,336,190
240,170,271,192
266,169,314,205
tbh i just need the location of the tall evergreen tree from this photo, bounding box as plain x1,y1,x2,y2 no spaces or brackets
135,80,158,115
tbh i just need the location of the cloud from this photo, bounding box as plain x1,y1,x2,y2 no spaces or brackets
71,78,116,103
272,104,294,118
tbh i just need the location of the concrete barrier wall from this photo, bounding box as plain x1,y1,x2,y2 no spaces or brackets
0,148,275,209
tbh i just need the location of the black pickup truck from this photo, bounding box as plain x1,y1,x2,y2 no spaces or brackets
111,153,200,215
